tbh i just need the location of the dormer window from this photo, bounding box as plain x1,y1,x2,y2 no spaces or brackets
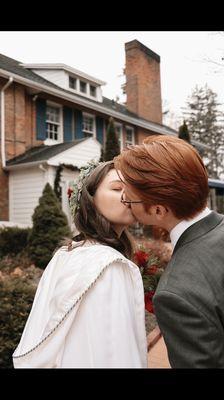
90,85,96,97
69,76,77,90
21,63,105,102
80,81,87,94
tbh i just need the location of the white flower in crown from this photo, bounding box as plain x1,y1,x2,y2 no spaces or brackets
67,159,102,216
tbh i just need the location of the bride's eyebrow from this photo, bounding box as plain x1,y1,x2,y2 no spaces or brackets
109,180,123,184
115,169,125,184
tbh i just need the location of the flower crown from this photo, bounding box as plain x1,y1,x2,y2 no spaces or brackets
67,159,102,217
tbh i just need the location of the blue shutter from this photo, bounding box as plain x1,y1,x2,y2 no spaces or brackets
96,116,104,144
63,106,73,142
36,98,46,140
74,109,83,139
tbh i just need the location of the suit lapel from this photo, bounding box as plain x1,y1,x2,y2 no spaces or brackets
173,211,224,254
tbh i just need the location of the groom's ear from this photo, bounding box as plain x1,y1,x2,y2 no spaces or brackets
150,205,168,220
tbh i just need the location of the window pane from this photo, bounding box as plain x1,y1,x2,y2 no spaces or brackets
82,115,94,135
126,131,133,142
69,76,77,89
46,106,60,123
46,123,58,140
80,81,87,93
90,85,96,97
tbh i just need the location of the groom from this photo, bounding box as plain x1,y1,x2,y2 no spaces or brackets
114,135,224,368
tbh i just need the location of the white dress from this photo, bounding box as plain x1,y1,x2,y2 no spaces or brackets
12,241,148,368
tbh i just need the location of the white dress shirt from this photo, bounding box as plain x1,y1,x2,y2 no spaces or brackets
170,207,212,250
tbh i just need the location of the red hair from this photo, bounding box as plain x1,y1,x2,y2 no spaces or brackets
114,135,209,219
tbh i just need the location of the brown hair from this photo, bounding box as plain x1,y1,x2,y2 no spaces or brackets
114,135,209,220
60,160,134,260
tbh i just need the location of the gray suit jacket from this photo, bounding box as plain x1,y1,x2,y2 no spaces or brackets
153,211,224,368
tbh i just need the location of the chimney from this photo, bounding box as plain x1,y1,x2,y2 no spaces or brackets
124,40,162,124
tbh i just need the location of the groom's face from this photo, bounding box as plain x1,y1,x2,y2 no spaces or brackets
121,184,156,225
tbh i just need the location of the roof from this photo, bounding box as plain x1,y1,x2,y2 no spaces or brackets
21,63,106,86
0,53,143,120
208,178,224,189
6,139,86,166
0,53,61,89
0,53,207,150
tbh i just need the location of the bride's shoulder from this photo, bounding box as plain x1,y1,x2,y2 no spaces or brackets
54,240,134,269
66,240,128,261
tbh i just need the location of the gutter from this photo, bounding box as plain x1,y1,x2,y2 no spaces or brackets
1,76,13,168
5,160,48,170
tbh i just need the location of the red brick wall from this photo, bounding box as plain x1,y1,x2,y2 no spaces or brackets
0,80,42,220
136,128,160,144
125,40,162,125
4,82,42,161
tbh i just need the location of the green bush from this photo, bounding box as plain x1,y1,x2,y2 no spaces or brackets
0,252,32,275
0,227,31,259
0,275,38,368
103,117,120,161
28,183,72,269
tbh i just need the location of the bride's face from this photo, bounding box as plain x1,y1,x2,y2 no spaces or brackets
94,168,137,234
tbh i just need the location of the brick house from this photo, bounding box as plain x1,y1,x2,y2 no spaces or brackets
0,39,207,227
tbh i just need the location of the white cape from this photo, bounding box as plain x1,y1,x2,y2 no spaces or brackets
13,242,147,368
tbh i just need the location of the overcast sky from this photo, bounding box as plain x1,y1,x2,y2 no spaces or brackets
0,30,224,128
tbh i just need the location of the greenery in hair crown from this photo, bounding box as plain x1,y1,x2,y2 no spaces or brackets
67,159,102,217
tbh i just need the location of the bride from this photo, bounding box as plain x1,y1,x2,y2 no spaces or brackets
12,160,148,368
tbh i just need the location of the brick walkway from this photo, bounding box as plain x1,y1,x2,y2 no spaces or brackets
147,327,171,368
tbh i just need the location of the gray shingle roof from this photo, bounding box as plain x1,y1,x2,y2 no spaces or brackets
0,53,169,123
0,53,62,89
0,53,206,151
6,139,86,166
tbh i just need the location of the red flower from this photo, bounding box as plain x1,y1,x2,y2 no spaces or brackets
147,265,158,275
67,188,73,199
145,291,155,314
134,250,149,266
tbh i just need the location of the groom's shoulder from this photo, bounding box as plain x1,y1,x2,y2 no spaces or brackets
155,233,224,299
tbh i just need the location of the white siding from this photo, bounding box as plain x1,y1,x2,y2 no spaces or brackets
8,138,101,227
32,69,68,89
48,137,101,168
9,167,45,225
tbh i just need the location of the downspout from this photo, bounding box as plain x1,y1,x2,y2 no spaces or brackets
1,77,13,169
31,94,38,147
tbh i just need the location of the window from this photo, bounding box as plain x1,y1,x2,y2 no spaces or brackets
125,126,134,147
115,124,123,150
80,81,87,93
90,85,96,97
82,113,95,137
69,76,77,90
46,105,61,141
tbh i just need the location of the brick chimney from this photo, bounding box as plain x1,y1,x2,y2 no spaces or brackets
124,40,162,124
